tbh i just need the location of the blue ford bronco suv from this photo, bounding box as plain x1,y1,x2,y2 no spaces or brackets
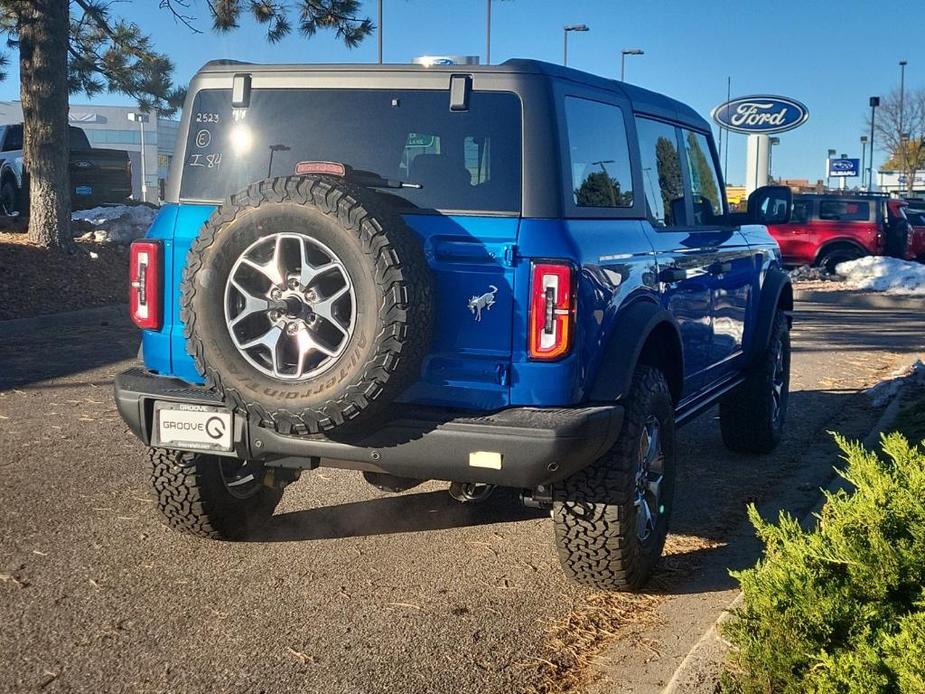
115,59,794,590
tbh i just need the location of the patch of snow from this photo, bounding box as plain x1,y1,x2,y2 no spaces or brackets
72,204,157,244
835,256,925,295
866,360,925,407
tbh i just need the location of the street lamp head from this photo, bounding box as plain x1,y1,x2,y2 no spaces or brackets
828,149,837,156
621,48,644,56
870,96,880,108
860,136,868,143
564,24,589,32
900,59,908,67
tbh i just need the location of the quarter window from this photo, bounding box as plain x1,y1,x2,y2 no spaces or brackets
681,130,724,226
819,200,870,222
563,97,633,209
635,117,686,227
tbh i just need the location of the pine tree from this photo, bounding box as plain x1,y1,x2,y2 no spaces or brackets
0,0,372,248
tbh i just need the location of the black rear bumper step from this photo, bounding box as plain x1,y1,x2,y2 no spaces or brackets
114,368,624,489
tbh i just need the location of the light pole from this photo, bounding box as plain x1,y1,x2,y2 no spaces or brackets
377,0,383,64
768,136,780,181
485,0,491,64
826,148,836,190
869,96,880,191
127,111,150,203
840,152,848,190
860,135,868,189
562,24,589,67
620,48,644,81
900,60,908,192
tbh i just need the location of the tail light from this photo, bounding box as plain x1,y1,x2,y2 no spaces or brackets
129,240,162,330
528,262,575,360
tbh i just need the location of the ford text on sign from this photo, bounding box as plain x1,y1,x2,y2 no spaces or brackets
711,95,809,135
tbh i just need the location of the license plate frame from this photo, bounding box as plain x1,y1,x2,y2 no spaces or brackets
153,402,234,453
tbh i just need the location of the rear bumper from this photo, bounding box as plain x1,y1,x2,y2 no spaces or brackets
114,368,623,489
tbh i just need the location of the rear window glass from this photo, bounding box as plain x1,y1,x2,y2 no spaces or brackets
819,200,870,222
179,89,522,213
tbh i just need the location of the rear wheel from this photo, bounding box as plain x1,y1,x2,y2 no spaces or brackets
552,366,676,590
147,447,286,539
818,246,862,274
719,311,790,454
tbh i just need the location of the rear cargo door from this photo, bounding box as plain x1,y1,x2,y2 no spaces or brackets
397,214,518,410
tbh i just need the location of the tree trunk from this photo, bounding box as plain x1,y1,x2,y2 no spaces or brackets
19,0,71,248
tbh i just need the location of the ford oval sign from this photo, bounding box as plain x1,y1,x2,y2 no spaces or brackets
711,95,809,135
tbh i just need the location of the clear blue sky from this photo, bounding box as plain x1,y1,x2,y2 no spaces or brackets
1,0,922,184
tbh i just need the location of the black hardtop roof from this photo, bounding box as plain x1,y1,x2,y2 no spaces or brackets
195,57,711,133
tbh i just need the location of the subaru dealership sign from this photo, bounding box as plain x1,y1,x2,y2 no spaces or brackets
829,158,860,177
711,95,810,134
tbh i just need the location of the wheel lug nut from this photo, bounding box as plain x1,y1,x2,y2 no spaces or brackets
286,322,299,335
288,278,299,290
304,290,316,302
270,288,282,300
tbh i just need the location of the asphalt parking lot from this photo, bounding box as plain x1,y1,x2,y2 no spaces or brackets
1,292,923,694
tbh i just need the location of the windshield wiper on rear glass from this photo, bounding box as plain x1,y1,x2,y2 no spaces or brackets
348,168,423,190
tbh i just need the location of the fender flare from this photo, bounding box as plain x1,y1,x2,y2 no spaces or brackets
0,162,22,189
746,267,793,367
588,299,684,403
813,238,868,265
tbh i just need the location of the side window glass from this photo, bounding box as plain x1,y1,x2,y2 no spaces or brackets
792,199,812,223
564,97,633,208
464,135,491,186
681,130,724,226
819,200,869,222
3,125,22,151
635,117,686,227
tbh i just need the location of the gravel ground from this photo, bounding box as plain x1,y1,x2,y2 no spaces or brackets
1,294,923,694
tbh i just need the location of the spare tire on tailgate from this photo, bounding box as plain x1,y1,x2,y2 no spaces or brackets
180,175,432,435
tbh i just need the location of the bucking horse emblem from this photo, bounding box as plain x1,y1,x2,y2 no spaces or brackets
467,285,498,322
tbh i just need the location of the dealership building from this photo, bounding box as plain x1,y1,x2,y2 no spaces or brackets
0,101,179,202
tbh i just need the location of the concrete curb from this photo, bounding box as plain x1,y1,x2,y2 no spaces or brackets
660,386,909,694
794,288,924,310
0,304,127,338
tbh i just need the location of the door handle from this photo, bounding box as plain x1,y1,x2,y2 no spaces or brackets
708,262,733,275
658,267,688,284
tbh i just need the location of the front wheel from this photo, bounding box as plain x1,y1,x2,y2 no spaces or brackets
147,447,285,539
719,311,791,454
552,366,676,591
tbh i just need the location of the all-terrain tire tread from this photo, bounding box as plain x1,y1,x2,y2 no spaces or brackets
552,366,675,591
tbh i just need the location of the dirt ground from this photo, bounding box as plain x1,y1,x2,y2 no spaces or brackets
0,233,129,321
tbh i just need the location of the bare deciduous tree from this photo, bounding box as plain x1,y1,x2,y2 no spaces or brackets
868,87,925,194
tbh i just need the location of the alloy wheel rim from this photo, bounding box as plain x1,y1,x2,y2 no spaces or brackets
224,232,356,381
634,415,665,543
771,340,785,425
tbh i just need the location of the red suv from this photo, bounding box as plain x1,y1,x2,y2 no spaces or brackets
767,194,909,272
903,206,925,261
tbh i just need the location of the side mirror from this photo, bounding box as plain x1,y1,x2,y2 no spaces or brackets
747,185,792,225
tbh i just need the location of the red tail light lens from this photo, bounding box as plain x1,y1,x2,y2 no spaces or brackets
129,240,162,330
529,262,575,360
